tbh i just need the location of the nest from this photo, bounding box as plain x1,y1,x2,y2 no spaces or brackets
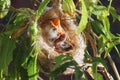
36,5,86,74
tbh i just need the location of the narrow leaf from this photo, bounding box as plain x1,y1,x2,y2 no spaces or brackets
53,54,73,70
36,0,50,20
62,0,76,17
28,56,38,80
90,20,105,34
49,60,76,78
77,0,88,34
92,57,107,69
75,67,85,80
102,18,110,33
110,6,120,21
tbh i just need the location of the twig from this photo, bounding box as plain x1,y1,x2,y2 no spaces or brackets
90,29,99,39
76,9,94,21
38,76,44,80
84,31,98,57
107,54,120,80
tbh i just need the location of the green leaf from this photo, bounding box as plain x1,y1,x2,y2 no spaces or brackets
98,34,120,57
36,0,50,20
92,62,98,74
29,21,38,38
4,12,27,36
98,35,106,54
55,54,73,64
13,37,33,69
8,67,18,80
77,0,88,34
92,62,104,80
109,6,120,21
14,13,27,26
84,0,99,8
62,0,76,17
0,36,15,75
105,37,120,57
90,5,105,16
49,60,76,78
19,67,28,80
94,73,104,80
17,8,35,19
101,17,112,40
49,54,78,78
114,46,120,57
90,0,99,4
27,56,38,80
92,57,107,70
108,0,112,12
53,54,73,70
90,5,109,19
0,0,11,19
75,67,85,80
90,20,105,34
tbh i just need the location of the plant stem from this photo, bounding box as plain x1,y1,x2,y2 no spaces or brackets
107,54,120,80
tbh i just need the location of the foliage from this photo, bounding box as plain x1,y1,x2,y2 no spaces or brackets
0,0,10,18
0,0,120,80
77,0,88,34
0,36,15,79
62,0,76,17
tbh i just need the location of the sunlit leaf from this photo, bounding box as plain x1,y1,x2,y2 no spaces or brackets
92,61,104,80
17,8,35,20
90,5,109,19
62,0,76,17
94,73,104,80
36,0,50,20
77,0,88,34
90,0,99,4
104,37,120,57
0,0,11,19
110,6,120,21
27,56,38,80
90,5,106,16
102,17,111,38
84,0,99,8
14,13,27,25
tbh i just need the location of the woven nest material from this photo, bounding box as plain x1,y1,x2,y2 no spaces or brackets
36,6,86,73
